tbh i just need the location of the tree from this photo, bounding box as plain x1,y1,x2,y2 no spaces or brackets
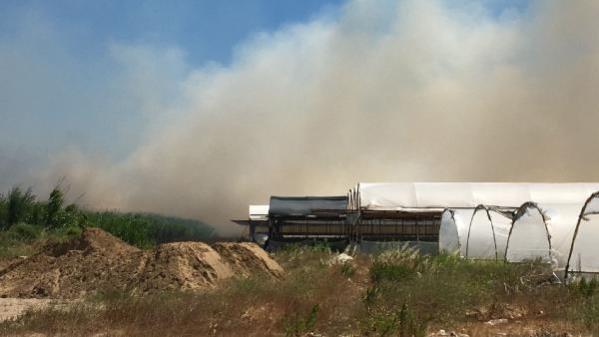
0,194,7,228
46,187,65,228
6,187,36,227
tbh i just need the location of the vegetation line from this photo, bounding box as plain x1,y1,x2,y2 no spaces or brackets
0,185,214,256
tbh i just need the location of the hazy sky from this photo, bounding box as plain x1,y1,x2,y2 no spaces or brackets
5,0,599,233
0,0,527,170
0,0,344,166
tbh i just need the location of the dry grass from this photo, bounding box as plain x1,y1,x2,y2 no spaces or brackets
0,246,369,337
1,246,599,337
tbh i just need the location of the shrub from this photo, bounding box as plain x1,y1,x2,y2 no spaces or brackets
367,249,554,325
9,223,41,241
340,263,356,277
45,187,65,228
84,211,214,248
6,187,36,227
574,278,599,298
283,304,320,337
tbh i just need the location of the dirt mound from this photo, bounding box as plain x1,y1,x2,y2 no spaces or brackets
213,242,284,278
0,228,144,298
132,242,234,293
45,227,140,257
0,229,282,299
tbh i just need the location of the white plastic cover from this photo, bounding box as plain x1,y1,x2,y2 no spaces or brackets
529,184,596,204
506,203,581,268
356,183,599,210
249,205,269,221
506,204,550,263
439,209,474,256
489,209,512,259
544,204,582,268
466,206,512,260
567,193,599,274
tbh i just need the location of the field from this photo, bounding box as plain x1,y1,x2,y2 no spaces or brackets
0,186,214,262
1,240,599,337
1,186,599,336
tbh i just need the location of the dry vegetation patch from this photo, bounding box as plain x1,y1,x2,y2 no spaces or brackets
2,244,599,336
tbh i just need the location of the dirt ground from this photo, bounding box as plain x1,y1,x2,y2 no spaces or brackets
0,297,585,337
0,235,591,336
0,298,71,323
0,228,282,299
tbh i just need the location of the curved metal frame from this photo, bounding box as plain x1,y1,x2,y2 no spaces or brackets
504,202,552,263
466,205,500,260
564,191,599,280
438,209,462,254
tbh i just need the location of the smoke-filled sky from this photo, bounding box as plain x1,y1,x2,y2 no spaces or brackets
2,0,599,234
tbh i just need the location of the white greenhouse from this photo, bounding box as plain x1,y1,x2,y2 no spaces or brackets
235,183,599,265
566,192,599,279
439,209,474,256
465,205,513,260
505,202,585,269
350,183,599,210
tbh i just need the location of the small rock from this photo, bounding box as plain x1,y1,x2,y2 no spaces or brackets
303,333,325,337
485,318,508,326
330,253,354,264
429,329,469,337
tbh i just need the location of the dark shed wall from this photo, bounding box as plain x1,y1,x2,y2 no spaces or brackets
269,196,348,217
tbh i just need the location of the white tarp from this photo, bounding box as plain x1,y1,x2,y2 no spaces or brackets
439,209,474,256
249,205,269,221
506,203,582,268
567,193,599,275
466,206,512,260
489,209,513,259
506,204,551,264
355,183,599,210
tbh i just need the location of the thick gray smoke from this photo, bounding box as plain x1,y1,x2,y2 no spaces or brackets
34,0,599,234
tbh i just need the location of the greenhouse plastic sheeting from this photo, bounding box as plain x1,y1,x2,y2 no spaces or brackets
506,204,551,263
506,203,582,268
354,183,599,210
466,206,512,260
439,209,474,256
269,196,348,217
567,193,599,275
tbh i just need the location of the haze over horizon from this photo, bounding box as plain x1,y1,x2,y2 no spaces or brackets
2,0,599,234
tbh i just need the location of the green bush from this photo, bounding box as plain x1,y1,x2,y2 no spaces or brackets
84,211,214,248
0,184,214,250
9,223,41,241
5,187,36,227
45,187,65,228
366,248,553,325
371,263,416,282
283,304,320,337
0,195,6,228
340,263,355,277
574,278,599,298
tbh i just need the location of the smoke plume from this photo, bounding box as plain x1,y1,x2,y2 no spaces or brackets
29,0,599,233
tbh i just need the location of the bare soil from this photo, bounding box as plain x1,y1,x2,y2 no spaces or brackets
0,228,282,299
0,298,69,323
